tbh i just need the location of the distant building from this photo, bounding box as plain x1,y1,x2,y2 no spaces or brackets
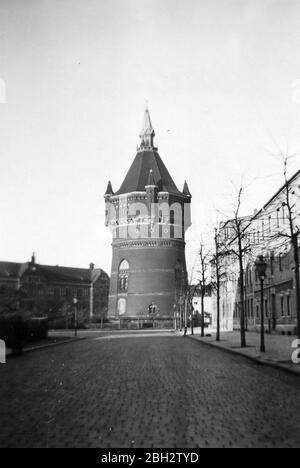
104,107,191,328
214,169,300,335
190,284,213,327
0,254,109,322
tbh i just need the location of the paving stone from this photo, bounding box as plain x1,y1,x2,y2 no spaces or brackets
0,333,300,447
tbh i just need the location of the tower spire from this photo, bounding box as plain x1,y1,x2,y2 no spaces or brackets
182,180,191,197
138,105,156,151
105,181,114,196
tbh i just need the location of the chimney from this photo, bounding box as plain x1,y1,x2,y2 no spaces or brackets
31,252,36,264
89,262,94,271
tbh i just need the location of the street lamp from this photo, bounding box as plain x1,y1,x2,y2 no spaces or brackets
255,255,268,353
73,297,78,337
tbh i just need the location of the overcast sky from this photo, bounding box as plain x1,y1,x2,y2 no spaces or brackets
0,0,300,275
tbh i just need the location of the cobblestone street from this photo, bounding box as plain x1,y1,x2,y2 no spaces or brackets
0,331,300,448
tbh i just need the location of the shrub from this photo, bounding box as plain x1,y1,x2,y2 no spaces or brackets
0,315,48,354
26,317,48,342
0,315,28,353
48,317,68,330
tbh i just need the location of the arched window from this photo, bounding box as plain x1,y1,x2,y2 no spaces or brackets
170,210,175,239
159,210,163,238
119,259,129,270
117,298,126,316
118,260,129,292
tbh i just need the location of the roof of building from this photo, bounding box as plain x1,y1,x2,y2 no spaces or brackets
0,261,29,279
253,169,300,219
0,261,109,284
38,265,107,283
114,149,183,196
218,169,300,245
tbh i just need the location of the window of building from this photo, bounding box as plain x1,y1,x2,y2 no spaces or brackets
159,210,163,238
117,297,126,316
265,299,268,318
281,296,284,316
118,260,129,292
282,205,285,224
279,254,283,272
287,295,291,316
170,210,175,239
270,252,274,276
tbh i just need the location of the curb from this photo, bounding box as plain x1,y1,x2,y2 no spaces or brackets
188,335,300,378
6,336,87,358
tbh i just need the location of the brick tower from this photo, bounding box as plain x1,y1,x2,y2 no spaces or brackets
105,107,191,327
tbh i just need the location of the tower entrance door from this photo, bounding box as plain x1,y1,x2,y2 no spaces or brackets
148,302,159,316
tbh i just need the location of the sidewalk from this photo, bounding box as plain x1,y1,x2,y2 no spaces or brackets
188,328,300,377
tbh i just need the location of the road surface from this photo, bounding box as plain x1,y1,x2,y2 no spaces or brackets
0,330,299,448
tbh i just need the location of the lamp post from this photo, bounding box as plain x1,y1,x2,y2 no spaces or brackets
73,297,78,337
255,255,267,353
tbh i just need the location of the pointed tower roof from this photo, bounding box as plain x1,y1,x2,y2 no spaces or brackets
182,180,191,197
115,150,181,195
105,180,114,196
114,107,183,196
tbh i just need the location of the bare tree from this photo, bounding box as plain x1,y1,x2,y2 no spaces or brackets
186,283,198,335
220,186,253,348
210,225,231,341
281,159,300,337
197,243,211,337
211,229,222,341
264,157,300,337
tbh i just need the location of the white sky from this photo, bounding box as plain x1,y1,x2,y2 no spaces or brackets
0,0,300,275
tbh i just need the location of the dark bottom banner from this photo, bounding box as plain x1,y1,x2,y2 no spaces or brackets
4,448,233,464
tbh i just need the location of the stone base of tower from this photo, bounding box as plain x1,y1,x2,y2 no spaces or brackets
108,316,174,330
107,241,187,329
107,292,176,329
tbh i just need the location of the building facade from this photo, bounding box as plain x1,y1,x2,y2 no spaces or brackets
215,170,300,335
0,254,109,324
105,108,191,328
190,284,213,327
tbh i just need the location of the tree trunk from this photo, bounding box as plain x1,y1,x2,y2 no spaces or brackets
292,233,300,339
238,235,246,348
216,274,220,341
215,231,221,341
201,290,205,337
